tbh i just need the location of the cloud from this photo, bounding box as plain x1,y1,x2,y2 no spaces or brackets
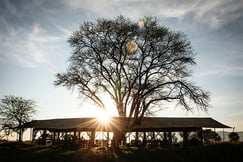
62,0,195,19
0,21,62,67
211,93,243,131
189,0,243,29
1,0,243,69
212,91,243,108
29,24,62,42
0,0,95,68
228,111,243,120
4,0,19,18
46,16,72,38
62,0,243,29
196,64,243,78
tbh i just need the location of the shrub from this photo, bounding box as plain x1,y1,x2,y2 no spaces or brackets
228,132,240,143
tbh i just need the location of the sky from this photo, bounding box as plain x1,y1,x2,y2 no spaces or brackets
0,0,243,131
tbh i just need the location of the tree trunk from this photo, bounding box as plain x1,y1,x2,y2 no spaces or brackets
112,116,128,149
112,129,127,149
112,106,128,149
18,129,23,142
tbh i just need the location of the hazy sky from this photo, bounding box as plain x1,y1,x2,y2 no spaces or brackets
0,0,243,131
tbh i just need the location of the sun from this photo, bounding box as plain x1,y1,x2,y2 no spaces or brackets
97,109,110,124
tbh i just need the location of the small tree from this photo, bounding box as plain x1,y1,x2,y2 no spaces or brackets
228,132,240,143
0,95,36,142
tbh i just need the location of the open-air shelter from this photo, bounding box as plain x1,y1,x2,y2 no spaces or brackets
22,117,231,147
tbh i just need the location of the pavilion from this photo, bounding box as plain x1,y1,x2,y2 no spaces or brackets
21,117,231,147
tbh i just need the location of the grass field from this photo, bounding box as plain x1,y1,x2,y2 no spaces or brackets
0,142,243,162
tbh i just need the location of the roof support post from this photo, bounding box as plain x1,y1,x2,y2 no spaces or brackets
183,130,188,146
31,128,36,143
135,131,139,145
107,132,110,147
143,131,147,146
163,132,167,143
168,131,172,148
57,131,60,144
52,131,56,144
78,131,81,140
89,130,95,148
198,128,203,145
223,128,225,142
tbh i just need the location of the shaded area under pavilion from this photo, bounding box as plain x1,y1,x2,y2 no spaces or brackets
21,117,231,148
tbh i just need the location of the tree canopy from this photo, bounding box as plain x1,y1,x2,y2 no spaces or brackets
228,132,240,143
0,95,36,141
55,16,209,124
202,129,221,143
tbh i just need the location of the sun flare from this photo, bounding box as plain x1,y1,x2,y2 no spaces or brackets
97,109,110,124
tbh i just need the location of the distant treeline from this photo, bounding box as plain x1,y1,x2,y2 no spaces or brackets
217,131,243,141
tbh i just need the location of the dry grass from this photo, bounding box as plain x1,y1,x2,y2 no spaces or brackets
0,141,243,162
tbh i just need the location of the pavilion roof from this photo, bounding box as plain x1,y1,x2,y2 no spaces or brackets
22,117,231,132
131,117,231,131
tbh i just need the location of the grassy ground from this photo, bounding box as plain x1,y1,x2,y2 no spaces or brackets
0,142,243,162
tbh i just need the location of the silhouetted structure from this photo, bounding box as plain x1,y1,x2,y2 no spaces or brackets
21,117,230,147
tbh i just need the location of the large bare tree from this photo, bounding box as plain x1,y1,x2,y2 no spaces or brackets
55,16,209,146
